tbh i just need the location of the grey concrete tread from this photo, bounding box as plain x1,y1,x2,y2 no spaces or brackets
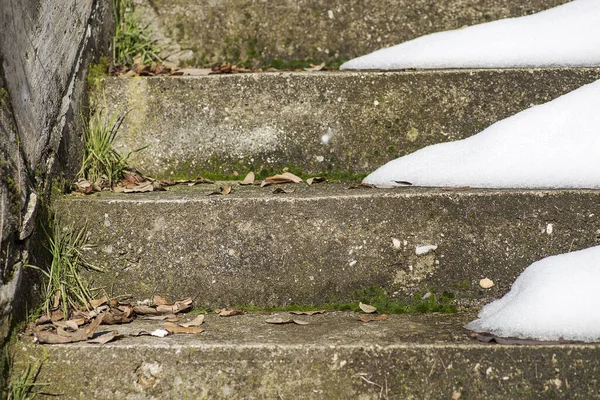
55,185,600,306
140,0,569,66
14,311,600,399
98,68,600,178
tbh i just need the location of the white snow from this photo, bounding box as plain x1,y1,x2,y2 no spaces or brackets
363,78,600,188
466,245,600,342
341,0,600,70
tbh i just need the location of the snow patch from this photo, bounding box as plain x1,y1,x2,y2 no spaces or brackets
466,245,600,342
363,79,600,188
341,0,600,70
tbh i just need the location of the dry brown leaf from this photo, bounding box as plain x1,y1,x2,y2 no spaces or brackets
122,181,154,193
180,315,205,327
359,302,377,314
153,295,168,306
178,68,212,76
133,305,160,315
217,309,244,317
265,318,308,325
240,172,255,185
164,322,205,334
88,331,118,344
346,183,375,190
394,181,413,186
359,314,389,323
304,62,326,72
141,314,180,322
289,310,327,315
102,306,134,325
34,314,104,344
306,177,326,185
273,188,295,194
208,186,232,196
90,295,108,308
156,297,193,314
265,172,303,184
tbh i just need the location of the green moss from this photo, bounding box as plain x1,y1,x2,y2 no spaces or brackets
197,286,456,314
0,88,8,107
87,55,110,90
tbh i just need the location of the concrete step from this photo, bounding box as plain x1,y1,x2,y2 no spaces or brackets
55,184,600,307
135,0,570,67
99,68,600,179
13,311,600,399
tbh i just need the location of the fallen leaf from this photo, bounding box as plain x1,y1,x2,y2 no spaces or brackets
265,318,308,325
207,186,232,196
164,322,205,334
394,181,413,186
289,310,327,316
304,62,326,72
273,188,295,194
133,305,160,315
102,306,134,325
264,172,303,185
359,302,377,314
306,177,326,185
153,295,168,306
34,314,104,344
180,315,205,327
156,297,193,314
90,295,108,308
240,172,255,185
177,68,212,76
88,331,118,344
122,181,154,193
217,309,244,317
468,331,580,345
141,314,180,322
346,183,375,190
359,314,389,323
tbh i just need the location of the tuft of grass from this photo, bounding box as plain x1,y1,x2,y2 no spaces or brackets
3,349,48,400
78,107,147,186
28,219,102,318
113,0,162,67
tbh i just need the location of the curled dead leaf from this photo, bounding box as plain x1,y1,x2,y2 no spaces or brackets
359,302,377,314
153,295,168,306
306,177,326,185
88,331,118,344
164,322,205,334
359,314,389,323
180,315,205,327
90,295,108,308
264,172,303,185
34,313,104,344
217,309,244,317
240,172,255,185
289,310,327,316
394,181,413,186
265,318,309,325
208,186,232,196
273,188,295,194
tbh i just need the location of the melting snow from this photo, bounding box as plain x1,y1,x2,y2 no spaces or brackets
363,79,600,188
466,246,600,342
341,0,600,70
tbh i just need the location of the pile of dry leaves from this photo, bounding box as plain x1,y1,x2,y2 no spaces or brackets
30,295,200,344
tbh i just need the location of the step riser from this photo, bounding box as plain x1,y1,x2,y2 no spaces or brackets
57,189,600,306
143,0,569,66
16,343,600,399
100,69,600,179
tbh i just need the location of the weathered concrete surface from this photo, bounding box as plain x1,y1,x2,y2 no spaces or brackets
13,311,600,399
99,68,600,179
55,185,600,306
0,68,28,340
138,0,570,67
0,0,113,342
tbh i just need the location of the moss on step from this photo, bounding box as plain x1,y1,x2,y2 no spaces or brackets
198,286,457,315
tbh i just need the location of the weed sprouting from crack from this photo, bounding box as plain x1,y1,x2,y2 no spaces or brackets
28,218,103,318
113,0,163,67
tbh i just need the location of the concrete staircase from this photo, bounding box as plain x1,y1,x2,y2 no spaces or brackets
14,1,600,398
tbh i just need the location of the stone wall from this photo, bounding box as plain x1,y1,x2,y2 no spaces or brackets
0,0,113,339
